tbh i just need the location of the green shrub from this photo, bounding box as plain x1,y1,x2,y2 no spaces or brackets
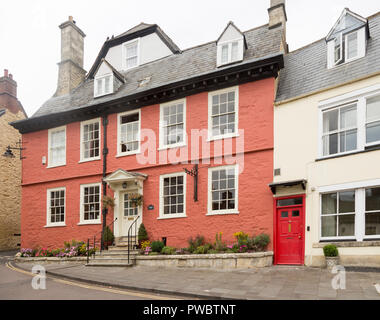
138,223,149,242
149,252,159,256
214,232,226,252
102,226,114,244
207,249,219,254
161,246,176,255
234,232,249,247
194,245,207,254
188,235,205,253
323,244,339,257
151,240,164,253
253,234,270,251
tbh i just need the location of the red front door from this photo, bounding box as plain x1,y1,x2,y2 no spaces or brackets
276,198,304,265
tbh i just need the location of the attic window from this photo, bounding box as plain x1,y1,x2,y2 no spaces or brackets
123,39,139,70
218,40,243,66
94,74,113,97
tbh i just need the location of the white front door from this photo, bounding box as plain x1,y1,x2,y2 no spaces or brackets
121,192,140,237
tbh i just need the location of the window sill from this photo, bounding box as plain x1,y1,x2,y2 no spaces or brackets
206,211,239,216
316,144,380,162
44,224,66,228
158,143,187,151
157,215,187,220
77,221,102,226
313,240,380,248
207,133,239,142
116,151,141,158
46,163,66,169
78,157,101,164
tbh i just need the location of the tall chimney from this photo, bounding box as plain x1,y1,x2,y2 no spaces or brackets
0,69,23,114
55,16,86,97
268,0,287,51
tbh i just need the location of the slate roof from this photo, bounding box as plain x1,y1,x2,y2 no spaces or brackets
276,12,380,103
32,23,284,118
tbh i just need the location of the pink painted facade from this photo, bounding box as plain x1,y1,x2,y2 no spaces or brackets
21,79,275,249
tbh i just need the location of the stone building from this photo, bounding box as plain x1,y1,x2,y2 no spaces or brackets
0,69,27,250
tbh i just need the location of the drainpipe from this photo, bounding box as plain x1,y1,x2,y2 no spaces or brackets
101,115,108,251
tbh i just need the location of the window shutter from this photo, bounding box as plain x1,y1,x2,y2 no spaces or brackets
327,40,335,69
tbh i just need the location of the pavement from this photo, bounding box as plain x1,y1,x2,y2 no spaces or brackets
11,260,380,300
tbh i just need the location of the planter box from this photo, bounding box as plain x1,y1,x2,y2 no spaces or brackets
135,252,273,269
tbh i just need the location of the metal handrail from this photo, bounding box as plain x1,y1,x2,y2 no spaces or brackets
127,215,140,264
87,217,117,264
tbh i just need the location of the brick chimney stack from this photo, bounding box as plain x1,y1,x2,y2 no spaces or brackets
55,16,86,97
268,0,287,51
0,69,22,114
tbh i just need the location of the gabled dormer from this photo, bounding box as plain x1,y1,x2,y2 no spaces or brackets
93,59,125,98
216,22,247,67
326,8,369,69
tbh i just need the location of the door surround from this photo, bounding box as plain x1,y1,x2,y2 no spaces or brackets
273,194,306,265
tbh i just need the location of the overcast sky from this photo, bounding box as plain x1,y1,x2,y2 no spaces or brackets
0,0,379,117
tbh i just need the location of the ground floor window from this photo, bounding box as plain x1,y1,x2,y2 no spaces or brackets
208,165,239,215
80,184,101,224
159,172,186,219
320,186,380,241
47,188,65,227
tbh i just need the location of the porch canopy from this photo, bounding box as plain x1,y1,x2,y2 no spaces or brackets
268,179,307,195
103,169,147,191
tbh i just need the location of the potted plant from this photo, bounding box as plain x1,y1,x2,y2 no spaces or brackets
138,223,149,247
129,193,143,208
102,226,115,249
323,244,339,270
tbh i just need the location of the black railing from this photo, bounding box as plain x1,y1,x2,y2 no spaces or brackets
87,217,117,264
127,215,140,264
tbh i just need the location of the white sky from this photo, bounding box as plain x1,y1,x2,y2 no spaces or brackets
0,0,379,117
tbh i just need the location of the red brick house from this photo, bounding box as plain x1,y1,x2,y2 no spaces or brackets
11,1,287,250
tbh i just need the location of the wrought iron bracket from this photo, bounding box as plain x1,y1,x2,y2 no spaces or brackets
184,164,198,202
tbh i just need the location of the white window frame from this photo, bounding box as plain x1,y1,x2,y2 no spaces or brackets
48,126,66,168
159,98,187,150
122,38,140,71
318,179,380,241
365,94,380,147
45,187,66,227
207,164,239,216
117,109,141,157
345,30,359,63
217,39,243,67
318,84,380,159
334,33,343,65
94,74,113,98
79,183,102,225
158,172,187,220
208,86,239,141
80,118,101,163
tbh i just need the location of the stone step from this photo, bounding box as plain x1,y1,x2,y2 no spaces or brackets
97,252,139,258
108,245,139,251
86,257,135,266
86,262,134,267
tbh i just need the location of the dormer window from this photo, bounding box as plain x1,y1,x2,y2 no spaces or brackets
216,22,246,67
123,39,140,70
94,74,113,97
326,9,368,69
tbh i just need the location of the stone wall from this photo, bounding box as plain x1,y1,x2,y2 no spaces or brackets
0,110,24,250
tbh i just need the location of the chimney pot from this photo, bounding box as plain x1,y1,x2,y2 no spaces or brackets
69,16,73,22
9,74,13,80
4,69,8,77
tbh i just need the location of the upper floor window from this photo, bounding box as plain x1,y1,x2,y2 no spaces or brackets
94,74,113,97
80,119,100,162
208,86,239,140
159,99,186,149
319,86,380,158
48,126,66,168
123,39,139,70
118,110,140,156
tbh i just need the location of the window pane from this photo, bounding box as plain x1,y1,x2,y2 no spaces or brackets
338,214,355,236
277,197,303,207
221,45,228,63
322,193,337,215
231,42,239,61
322,216,337,237
366,188,380,211
365,212,380,236
323,133,338,156
323,109,338,133
340,105,356,129
340,129,357,152
366,121,380,144
346,32,358,60
366,96,380,123
281,211,288,218
339,191,355,213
